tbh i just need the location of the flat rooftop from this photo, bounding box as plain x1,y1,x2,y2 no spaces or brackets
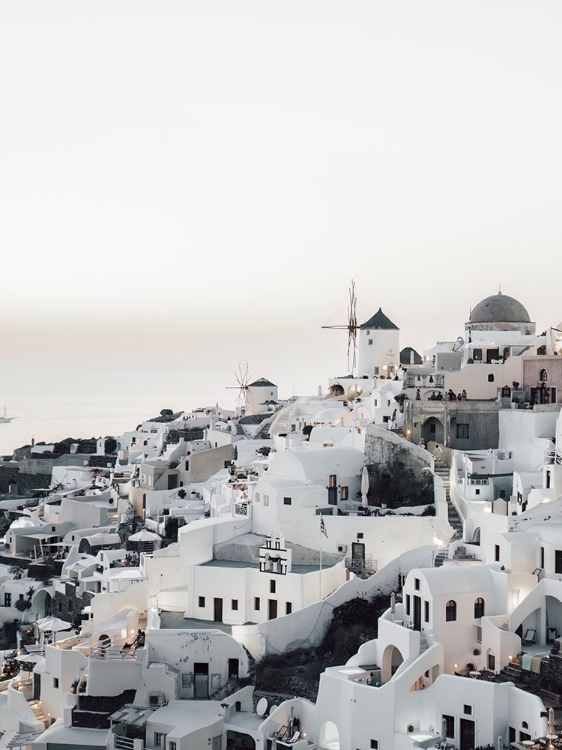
201,559,321,574
159,613,257,632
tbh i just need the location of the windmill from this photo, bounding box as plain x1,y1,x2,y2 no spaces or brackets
226,365,252,412
322,280,360,374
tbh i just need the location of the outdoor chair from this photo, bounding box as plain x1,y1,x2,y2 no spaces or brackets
523,629,536,646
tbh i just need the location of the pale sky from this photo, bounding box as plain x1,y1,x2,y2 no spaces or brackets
1,1,561,400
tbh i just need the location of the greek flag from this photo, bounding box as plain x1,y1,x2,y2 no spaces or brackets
320,516,328,538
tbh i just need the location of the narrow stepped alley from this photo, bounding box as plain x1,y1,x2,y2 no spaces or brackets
434,465,463,540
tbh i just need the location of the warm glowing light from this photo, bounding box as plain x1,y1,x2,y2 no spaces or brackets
454,663,458,669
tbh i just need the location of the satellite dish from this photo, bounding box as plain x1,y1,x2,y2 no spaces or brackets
256,698,268,717
269,704,278,715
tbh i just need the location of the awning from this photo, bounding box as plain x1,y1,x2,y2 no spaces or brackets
110,706,154,727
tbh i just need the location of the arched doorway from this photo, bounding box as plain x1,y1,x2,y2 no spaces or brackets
31,589,53,619
422,417,444,447
382,644,405,683
319,720,340,750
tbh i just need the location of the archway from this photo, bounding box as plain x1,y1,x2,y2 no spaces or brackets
31,589,53,619
382,644,405,683
319,720,340,750
421,417,444,447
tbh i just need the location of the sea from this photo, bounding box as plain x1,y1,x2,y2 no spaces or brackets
0,364,234,458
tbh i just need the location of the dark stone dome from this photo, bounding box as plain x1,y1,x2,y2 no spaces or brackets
470,292,530,324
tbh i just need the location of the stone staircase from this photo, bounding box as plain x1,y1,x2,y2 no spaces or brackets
434,466,463,540
434,549,448,568
28,698,47,725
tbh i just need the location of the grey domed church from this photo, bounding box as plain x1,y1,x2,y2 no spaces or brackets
467,291,536,336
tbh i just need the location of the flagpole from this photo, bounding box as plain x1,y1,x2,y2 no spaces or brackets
319,531,323,601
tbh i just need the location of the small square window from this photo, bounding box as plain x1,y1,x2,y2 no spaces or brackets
456,423,470,439
414,578,420,591
198,596,205,607
270,580,276,594
286,602,292,615
368,339,373,345
53,677,59,688
488,373,494,382
357,532,364,540
371,741,378,749
464,704,472,715
231,599,238,610
254,597,260,610
283,497,292,505
475,489,480,495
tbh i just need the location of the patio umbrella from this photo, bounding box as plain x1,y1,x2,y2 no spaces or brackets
129,529,160,542
15,654,43,675
361,466,370,508
36,616,72,633
36,616,72,647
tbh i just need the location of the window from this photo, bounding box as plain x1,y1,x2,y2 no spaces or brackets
231,599,238,610
198,596,205,608
329,475,337,488
475,489,480,495
18,594,24,601
495,544,500,562
4,593,10,607
424,600,429,623
53,678,59,688
340,486,348,500
263,495,269,506
371,741,379,749
541,547,545,569
374,367,379,375
456,423,470,439
270,580,276,594
539,369,548,383
474,597,485,618
488,373,494,382
464,705,472,715
414,578,420,591
406,594,411,616
254,597,260,610
283,497,292,505
286,602,292,615
181,673,192,688
154,733,166,747
170,743,177,750
368,339,373,345
357,532,364,540
445,600,457,622
556,551,562,575
442,715,454,739
473,348,482,361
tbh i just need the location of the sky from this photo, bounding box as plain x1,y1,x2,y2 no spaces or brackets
1,1,561,405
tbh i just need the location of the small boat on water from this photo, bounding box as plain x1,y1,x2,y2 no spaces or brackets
0,406,14,424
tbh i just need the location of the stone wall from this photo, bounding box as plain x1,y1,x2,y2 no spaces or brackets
364,425,432,478
0,463,52,495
